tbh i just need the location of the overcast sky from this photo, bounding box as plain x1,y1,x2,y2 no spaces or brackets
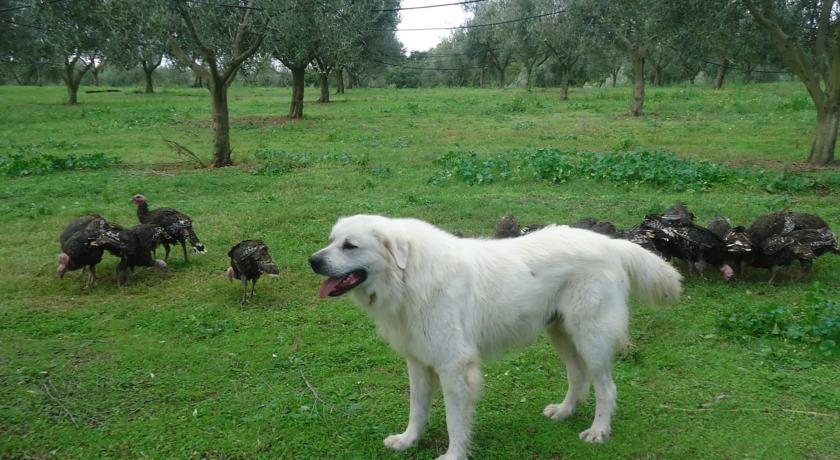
395,1,474,54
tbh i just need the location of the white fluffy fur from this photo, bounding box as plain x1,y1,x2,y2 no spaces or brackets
311,215,683,459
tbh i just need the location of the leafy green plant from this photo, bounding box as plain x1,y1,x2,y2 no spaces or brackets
717,283,840,356
0,145,120,177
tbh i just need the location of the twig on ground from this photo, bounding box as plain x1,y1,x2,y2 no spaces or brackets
659,404,837,418
298,369,346,415
162,138,207,168
42,379,80,428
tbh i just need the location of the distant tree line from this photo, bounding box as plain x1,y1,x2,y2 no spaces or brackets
1,0,838,166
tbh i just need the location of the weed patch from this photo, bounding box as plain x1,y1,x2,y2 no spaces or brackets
0,145,120,177
717,284,840,357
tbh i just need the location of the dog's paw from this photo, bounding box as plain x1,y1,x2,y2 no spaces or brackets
543,402,575,420
579,426,611,443
384,433,418,451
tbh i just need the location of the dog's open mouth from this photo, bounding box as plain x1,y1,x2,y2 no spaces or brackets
319,270,367,298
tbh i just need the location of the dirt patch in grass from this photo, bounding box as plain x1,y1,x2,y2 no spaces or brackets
233,116,297,128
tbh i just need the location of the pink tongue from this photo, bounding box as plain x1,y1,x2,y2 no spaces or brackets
319,276,343,298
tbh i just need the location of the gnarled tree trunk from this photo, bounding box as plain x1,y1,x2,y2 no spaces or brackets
289,64,305,118
318,72,330,102
209,80,232,167
336,68,345,94
630,52,645,116
714,60,729,90
141,58,161,94
810,105,839,165
560,71,570,101
63,57,92,105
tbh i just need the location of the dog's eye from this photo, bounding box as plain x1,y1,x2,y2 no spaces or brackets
342,240,358,250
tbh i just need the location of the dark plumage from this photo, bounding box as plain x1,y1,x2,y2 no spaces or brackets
640,204,726,275
92,224,168,286
493,216,544,238
57,214,121,288
226,240,280,304
572,217,618,236
661,202,695,226
132,194,206,263
747,211,837,282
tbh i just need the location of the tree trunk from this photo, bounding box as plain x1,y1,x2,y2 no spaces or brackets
141,59,160,94
91,66,101,86
630,53,645,116
559,67,570,101
289,65,305,119
67,83,79,105
809,105,839,165
524,64,533,91
63,60,87,105
144,69,155,94
193,75,204,87
479,67,486,88
318,72,330,103
498,67,506,88
714,60,729,90
654,63,663,86
611,69,618,87
336,68,345,94
209,80,232,167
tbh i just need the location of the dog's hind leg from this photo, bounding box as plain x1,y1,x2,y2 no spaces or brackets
436,357,482,460
384,358,437,452
569,297,627,444
543,322,590,421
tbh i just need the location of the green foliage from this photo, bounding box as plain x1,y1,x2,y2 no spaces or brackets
251,149,370,175
717,284,840,357
0,145,120,177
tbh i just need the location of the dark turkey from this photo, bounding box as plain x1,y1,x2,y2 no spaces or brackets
661,202,695,226
226,240,280,304
91,224,168,286
705,216,754,280
493,216,544,238
748,211,837,281
613,226,661,256
572,218,618,236
132,194,206,263
57,214,121,288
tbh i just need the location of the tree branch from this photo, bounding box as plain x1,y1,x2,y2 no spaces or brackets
176,3,216,69
169,40,210,80
743,0,826,109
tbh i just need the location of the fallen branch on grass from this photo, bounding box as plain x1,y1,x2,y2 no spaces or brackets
42,379,80,427
162,138,208,168
659,404,837,418
298,369,346,415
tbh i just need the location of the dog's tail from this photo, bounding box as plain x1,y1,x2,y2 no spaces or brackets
615,240,683,307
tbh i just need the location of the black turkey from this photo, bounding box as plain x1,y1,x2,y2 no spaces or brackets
226,240,280,304
706,216,754,280
493,215,544,238
572,218,618,236
655,224,728,276
92,224,169,286
748,211,837,281
57,214,121,288
132,194,206,263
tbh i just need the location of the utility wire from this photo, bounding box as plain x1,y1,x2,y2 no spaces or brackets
0,0,64,14
1,17,49,30
371,0,486,12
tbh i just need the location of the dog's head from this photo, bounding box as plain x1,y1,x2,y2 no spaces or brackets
309,215,408,299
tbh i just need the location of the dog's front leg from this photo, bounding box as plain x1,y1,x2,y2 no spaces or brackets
384,357,437,451
436,358,482,460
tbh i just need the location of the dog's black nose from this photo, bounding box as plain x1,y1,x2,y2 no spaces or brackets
309,254,325,273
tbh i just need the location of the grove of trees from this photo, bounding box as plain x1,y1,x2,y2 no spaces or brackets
1,0,837,165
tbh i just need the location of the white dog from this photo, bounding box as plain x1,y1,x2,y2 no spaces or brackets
310,215,682,459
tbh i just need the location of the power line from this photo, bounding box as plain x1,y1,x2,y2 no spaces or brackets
386,9,564,31
371,0,486,12
1,18,48,30
0,0,64,14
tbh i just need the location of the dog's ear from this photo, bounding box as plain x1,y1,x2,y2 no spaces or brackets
376,228,408,270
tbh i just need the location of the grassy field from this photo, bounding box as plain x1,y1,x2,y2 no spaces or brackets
1,82,838,459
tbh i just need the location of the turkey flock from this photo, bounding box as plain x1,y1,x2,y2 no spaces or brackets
495,203,839,283
57,194,279,304
58,198,838,304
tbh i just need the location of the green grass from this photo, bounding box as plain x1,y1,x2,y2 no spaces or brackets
1,82,838,459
